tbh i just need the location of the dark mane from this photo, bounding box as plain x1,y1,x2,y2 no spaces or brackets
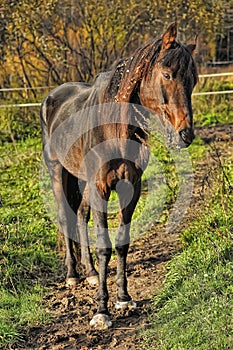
104,38,162,103
104,37,197,103
104,58,129,102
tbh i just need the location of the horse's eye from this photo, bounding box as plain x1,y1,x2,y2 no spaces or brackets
163,73,171,80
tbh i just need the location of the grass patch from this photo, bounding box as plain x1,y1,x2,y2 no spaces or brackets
0,285,48,346
0,105,41,143
0,137,59,347
193,74,233,126
142,145,233,349
188,137,207,163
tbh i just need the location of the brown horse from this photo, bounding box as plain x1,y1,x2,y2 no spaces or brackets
40,22,198,328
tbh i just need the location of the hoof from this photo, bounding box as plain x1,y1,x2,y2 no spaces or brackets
90,314,112,329
86,275,99,287
66,277,79,286
115,299,137,310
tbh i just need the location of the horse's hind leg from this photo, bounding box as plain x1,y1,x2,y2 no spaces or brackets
50,162,79,285
115,180,141,309
77,182,98,286
63,169,82,285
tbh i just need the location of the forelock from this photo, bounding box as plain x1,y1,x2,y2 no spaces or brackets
157,43,197,83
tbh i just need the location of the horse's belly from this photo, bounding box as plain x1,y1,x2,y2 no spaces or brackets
63,150,86,181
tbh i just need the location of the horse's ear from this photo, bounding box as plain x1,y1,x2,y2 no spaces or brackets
161,22,177,50
187,34,198,55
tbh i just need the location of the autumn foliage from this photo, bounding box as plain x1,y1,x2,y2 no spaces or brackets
0,0,227,91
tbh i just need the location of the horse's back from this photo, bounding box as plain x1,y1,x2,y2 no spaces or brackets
40,71,111,140
40,82,92,139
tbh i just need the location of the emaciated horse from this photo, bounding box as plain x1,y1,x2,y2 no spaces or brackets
40,22,198,328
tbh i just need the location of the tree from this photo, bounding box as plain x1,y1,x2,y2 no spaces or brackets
0,0,227,92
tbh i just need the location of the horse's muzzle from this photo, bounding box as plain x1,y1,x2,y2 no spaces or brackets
179,127,195,147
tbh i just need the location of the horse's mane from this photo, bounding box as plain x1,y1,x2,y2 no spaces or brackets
104,37,197,103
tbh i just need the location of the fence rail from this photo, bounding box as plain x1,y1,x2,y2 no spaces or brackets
0,103,41,108
199,72,233,78
0,86,54,92
193,90,233,96
0,72,232,108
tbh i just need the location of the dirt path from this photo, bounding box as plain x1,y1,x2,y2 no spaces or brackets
14,124,233,350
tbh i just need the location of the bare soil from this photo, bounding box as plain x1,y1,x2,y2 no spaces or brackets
12,124,233,350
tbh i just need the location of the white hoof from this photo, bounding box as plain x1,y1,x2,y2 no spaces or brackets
90,314,112,329
115,299,137,310
66,277,79,286
86,275,99,287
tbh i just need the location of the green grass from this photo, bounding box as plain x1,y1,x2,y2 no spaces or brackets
142,146,233,349
0,137,59,347
193,75,233,126
0,104,41,144
0,285,48,345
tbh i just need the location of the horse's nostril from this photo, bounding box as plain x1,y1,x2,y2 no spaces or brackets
179,128,194,145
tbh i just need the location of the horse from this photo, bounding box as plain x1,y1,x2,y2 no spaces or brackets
40,22,198,329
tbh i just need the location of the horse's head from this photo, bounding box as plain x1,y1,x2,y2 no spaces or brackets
139,22,198,148
113,22,198,148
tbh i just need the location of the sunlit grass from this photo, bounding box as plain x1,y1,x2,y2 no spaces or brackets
193,75,233,126
142,144,233,350
0,138,59,347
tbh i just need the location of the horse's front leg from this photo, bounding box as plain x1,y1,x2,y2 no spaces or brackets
115,180,141,310
89,185,112,329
